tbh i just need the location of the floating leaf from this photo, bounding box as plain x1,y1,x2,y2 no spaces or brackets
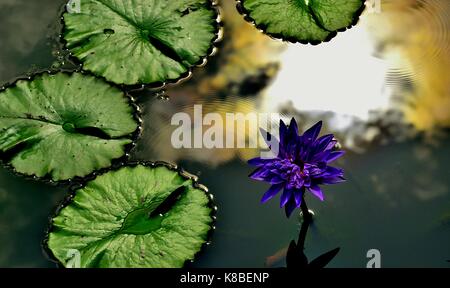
0,72,138,181
63,0,220,85
46,164,214,268
237,0,365,44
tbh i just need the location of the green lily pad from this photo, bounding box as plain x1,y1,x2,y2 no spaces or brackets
63,0,220,86
0,72,138,181
46,164,214,268
237,0,365,44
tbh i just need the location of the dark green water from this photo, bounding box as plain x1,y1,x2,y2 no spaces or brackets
0,0,449,268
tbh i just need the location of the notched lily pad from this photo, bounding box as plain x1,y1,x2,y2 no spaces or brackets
46,164,215,268
63,0,221,86
237,0,365,44
0,72,139,181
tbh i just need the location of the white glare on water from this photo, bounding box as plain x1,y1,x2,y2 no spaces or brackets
265,18,391,121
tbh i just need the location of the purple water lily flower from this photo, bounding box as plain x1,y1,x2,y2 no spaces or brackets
248,118,345,217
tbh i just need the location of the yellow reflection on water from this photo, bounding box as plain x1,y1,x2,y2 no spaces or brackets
366,0,450,130
267,0,450,131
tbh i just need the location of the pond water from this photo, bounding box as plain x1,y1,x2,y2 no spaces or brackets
0,0,449,268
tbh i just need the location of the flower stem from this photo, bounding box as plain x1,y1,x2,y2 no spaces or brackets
300,197,312,222
297,197,312,249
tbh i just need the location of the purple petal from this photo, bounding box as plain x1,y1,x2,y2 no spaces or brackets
294,189,303,207
288,118,299,138
302,121,322,141
311,150,331,162
325,140,338,151
280,188,293,208
261,184,284,203
248,157,274,167
324,166,344,177
249,167,269,181
280,118,299,157
269,175,285,184
309,185,324,201
314,134,334,152
279,120,288,156
326,151,345,163
307,166,324,176
303,176,311,187
322,176,346,184
285,141,298,158
284,199,297,218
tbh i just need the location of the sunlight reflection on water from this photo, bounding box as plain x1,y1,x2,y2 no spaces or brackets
265,17,391,121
